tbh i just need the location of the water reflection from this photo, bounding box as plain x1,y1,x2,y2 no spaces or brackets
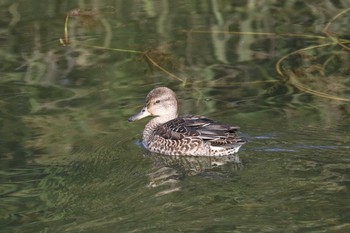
144,152,243,196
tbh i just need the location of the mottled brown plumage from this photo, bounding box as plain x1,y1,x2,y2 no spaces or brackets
128,87,246,156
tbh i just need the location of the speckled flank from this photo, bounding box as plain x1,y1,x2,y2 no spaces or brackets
145,136,205,156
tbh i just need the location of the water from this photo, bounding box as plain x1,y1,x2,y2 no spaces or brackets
1,1,350,232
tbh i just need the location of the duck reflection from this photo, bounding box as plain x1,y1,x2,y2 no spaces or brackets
143,153,243,196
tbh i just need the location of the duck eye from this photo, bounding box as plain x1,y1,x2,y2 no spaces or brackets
155,100,161,104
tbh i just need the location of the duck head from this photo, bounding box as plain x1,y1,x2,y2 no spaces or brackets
128,87,178,122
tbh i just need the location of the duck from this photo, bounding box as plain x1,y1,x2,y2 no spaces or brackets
128,87,246,156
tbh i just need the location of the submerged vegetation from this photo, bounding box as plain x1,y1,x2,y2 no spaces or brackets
59,4,350,102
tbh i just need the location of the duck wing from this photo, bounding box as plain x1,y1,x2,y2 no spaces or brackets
155,115,245,145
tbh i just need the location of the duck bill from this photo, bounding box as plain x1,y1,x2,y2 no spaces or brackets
128,106,151,122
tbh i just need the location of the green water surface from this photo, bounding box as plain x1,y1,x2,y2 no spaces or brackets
0,1,349,232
